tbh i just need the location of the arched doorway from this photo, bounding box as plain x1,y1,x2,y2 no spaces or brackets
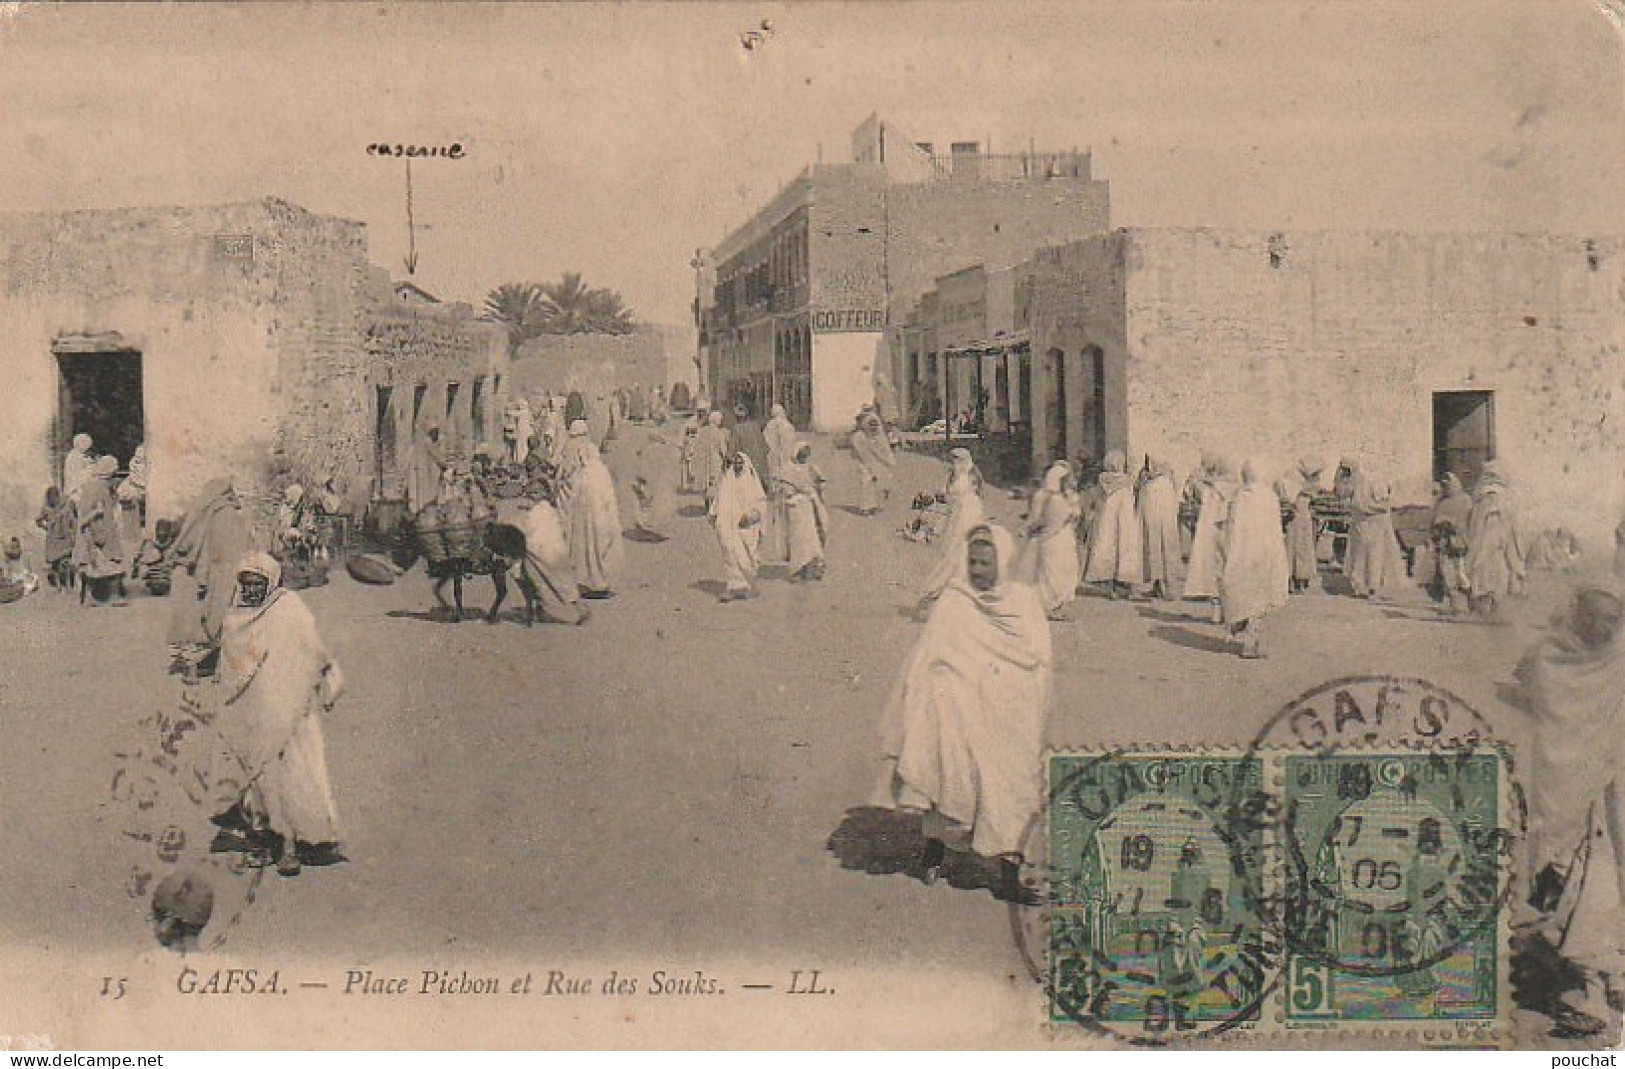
1045,346,1067,461
1076,345,1107,465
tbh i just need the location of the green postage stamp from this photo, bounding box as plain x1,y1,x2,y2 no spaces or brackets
1042,741,1510,1046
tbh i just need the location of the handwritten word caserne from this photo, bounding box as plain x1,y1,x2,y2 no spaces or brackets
367,143,466,160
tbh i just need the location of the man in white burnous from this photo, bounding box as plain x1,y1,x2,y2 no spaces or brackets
874,523,1050,903
1516,577,1625,1038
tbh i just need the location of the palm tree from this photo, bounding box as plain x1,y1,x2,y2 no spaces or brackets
482,282,552,355
541,272,636,335
583,286,637,335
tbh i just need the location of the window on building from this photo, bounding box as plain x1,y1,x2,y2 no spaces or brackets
471,375,487,445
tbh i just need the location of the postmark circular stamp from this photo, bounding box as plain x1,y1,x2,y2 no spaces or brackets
106,677,265,953
1237,676,1524,1034
1014,675,1523,1045
1011,749,1280,1044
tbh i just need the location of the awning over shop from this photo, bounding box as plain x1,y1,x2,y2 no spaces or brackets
940,332,1032,443
940,330,1031,360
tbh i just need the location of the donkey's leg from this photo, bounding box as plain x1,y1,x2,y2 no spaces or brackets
487,566,509,623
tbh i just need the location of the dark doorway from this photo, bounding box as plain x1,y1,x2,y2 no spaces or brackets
1433,391,1495,488
412,383,428,431
1083,345,1107,464
1045,347,1067,460
55,348,144,475
1014,348,1031,427
993,356,1010,432
445,382,462,445
375,385,396,492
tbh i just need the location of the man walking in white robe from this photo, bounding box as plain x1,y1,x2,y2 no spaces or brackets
874,523,1049,903
1083,449,1144,599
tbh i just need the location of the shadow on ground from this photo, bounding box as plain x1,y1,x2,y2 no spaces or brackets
1379,607,1465,626
825,806,1006,898
624,527,669,543
1135,604,1210,625
1512,930,1595,1040
384,609,464,625
1148,624,1235,656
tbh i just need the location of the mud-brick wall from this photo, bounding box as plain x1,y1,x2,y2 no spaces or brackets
265,202,374,508
805,166,886,430
885,175,1111,322
0,199,373,538
808,164,888,318
509,331,665,442
364,296,507,500
1117,229,1625,553
1021,236,1130,473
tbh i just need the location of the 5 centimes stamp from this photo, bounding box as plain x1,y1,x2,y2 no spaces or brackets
1238,675,1525,1046
1280,750,1504,1026
1040,750,1278,1043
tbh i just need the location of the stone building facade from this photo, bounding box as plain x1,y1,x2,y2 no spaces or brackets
697,115,1108,433
900,264,1026,433
507,329,673,443
1021,228,1625,551
0,197,506,538
364,278,507,506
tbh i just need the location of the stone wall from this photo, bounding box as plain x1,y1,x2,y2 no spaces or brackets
1022,235,1129,471
1028,228,1625,553
807,164,888,321
885,174,1111,322
0,199,373,536
510,330,669,441
266,203,374,507
363,277,508,500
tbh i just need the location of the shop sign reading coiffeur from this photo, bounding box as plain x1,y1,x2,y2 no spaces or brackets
810,309,884,333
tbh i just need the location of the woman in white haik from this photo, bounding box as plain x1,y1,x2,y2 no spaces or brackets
710,451,768,602
1515,578,1625,1038
556,419,626,598
875,523,1050,903
916,447,987,616
1025,460,1082,620
213,551,345,877
1183,452,1239,623
1219,459,1291,658
1083,449,1144,600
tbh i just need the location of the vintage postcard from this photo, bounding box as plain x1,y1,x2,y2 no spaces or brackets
1,0,1623,1051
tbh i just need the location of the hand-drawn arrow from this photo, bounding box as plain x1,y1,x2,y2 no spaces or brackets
404,158,418,276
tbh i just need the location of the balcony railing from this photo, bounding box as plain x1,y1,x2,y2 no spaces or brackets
926,152,1090,182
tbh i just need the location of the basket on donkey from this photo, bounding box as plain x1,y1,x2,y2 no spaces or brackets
412,503,451,566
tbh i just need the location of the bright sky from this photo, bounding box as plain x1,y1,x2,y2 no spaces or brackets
1,1,1621,325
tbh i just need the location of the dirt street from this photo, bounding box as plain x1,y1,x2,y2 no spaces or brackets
0,423,1581,1046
